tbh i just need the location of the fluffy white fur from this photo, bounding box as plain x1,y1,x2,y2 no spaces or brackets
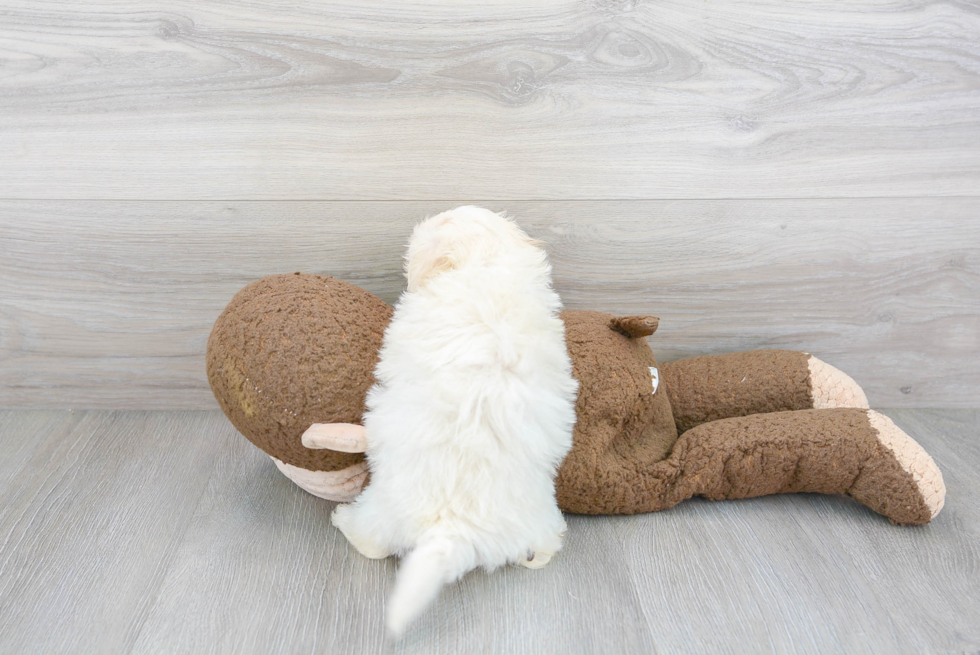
330,206,578,637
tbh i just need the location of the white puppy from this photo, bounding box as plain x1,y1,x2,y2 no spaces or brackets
330,206,578,636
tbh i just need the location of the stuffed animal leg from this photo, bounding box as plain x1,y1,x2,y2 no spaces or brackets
560,407,945,525
660,350,869,433
674,408,946,525
655,351,943,523
554,311,945,523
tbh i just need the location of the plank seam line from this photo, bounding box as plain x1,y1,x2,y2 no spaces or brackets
1,196,980,203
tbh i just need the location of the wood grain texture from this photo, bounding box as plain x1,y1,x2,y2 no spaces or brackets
0,409,976,653
0,411,230,654
615,411,980,652
1,199,977,409
0,410,74,488
130,421,660,654
1,0,978,199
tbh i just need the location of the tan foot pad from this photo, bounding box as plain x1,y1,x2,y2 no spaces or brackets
868,411,946,521
272,457,368,502
808,355,870,409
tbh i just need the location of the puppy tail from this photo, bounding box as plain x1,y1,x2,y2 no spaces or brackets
386,525,476,638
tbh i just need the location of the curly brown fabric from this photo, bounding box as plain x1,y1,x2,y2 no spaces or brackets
206,273,391,472
659,409,933,525
555,311,678,514
661,350,813,434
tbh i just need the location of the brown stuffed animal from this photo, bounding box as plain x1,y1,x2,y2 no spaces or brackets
207,273,945,526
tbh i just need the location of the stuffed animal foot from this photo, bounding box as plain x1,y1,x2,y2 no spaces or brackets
854,410,945,522
807,355,869,409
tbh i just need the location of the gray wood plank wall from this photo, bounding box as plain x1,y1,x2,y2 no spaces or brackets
1,200,977,409
1,0,978,409
2,0,978,199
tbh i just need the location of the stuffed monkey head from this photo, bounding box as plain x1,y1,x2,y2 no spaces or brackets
206,274,389,473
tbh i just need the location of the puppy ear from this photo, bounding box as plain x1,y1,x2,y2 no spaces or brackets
521,233,545,249
406,235,458,292
508,221,543,249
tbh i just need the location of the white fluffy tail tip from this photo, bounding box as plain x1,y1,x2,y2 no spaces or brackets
385,585,428,639
385,610,410,640
383,532,472,639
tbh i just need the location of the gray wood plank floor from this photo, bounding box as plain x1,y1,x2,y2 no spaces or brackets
0,409,977,653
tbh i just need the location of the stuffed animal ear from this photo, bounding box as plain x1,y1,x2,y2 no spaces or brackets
609,315,659,338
